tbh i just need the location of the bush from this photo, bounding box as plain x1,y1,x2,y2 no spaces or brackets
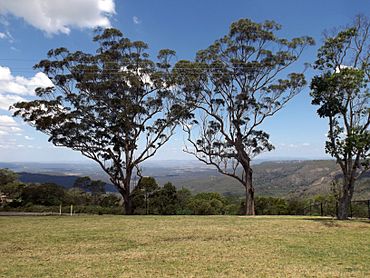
21,183,66,206
188,192,226,215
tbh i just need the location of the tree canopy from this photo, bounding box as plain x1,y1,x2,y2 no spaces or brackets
12,28,189,214
173,18,314,214
310,15,370,219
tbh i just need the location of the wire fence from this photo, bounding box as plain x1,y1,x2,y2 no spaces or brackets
303,199,370,219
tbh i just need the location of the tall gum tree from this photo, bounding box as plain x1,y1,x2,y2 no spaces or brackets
173,19,314,215
310,15,370,220
12,28,189,214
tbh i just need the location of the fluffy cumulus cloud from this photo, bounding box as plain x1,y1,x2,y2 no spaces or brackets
0,66,54,150
0,114,22,144
0,114,16,126
0,0,115,35
0,65,52,110
0,94,24,110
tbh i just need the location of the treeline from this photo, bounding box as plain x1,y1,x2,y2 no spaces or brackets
1,169,368,217
0,169,121,214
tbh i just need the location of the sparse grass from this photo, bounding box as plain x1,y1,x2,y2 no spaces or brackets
1,215,369,277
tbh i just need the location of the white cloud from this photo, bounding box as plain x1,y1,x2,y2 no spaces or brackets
25,135,34,140
0,94,25,110
0,0,116,35
0,114,22,140
0,114,23,147
9,126,22,132
0,66,52,111
133,16,141,25
0,114,16,126
288,143,298,148
0,130,8,135
0,30,13,42
277,142,312,149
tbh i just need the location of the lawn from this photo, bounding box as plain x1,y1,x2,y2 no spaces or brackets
0,215,369,277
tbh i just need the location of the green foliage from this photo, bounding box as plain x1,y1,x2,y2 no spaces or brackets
21,183,66,206
311,68,369,164
174,18,314,215
0,168,122,211
286,198,306,215
175,18,314,160
311,16,370,170
0,169,18,186
255,197,289,215
154,182,178,215
99,194,121,208
310,15,370,219
239,196,315,215
73,176,106,195
175,187,193,214
131,177,160,214
0,169,24,206
188,192,226,215
65,187,91,206
0,182,24,200
12,28,187,214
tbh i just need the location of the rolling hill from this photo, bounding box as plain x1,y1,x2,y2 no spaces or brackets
2,160,369,199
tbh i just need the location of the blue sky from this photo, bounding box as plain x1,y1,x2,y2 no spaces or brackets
0,0,368,162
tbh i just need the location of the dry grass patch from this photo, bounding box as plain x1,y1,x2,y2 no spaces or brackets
0,215,369,277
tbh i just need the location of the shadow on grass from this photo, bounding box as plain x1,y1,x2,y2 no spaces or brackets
303,217,370,227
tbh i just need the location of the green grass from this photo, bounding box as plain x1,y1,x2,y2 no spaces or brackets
1,216,369,277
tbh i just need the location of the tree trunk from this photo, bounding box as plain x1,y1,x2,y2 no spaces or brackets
337,180,354,220
337,193,350,220
117,175,134,215
124,194,133,215
244,167,255,215
118,187,133,215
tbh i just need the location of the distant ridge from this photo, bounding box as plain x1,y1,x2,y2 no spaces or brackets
17,172,116,192
1,160,369,199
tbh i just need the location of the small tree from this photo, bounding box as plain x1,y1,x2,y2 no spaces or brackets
0,169,23,205
73,176,106,195
131,176,159,214
174,19,314,215
310,15,370,219
21,183,66,206
13,28,187,214
188,192,226,215
153,182,178,215
0,169,18,186
175,187,192,214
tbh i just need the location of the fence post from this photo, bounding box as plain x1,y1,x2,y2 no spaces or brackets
320,202,324,217
367,200,370,220
70,204,73,216
350,202,353,218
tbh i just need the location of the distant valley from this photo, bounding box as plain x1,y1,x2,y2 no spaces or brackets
1,160,369,200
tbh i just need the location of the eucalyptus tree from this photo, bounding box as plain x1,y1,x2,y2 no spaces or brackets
174,19,314,215
13,28,188,214
311,15,370,219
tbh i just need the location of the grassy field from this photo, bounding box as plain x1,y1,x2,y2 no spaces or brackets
0,216,369,277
